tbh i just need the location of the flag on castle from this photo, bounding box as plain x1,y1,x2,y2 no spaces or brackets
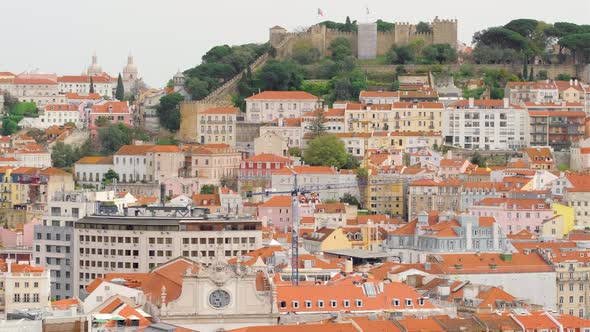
317,8,324,17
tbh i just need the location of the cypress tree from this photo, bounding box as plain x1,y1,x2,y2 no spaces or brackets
528,66,534,81
89,76,95,93
115,73,125,101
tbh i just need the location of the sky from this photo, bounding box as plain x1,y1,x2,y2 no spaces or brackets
2,0,589,87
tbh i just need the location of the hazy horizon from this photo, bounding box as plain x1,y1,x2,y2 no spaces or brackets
2,0,589,88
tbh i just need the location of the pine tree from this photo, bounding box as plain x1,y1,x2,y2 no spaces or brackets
309,107,326,138
115,73,125,101
89,76,95,94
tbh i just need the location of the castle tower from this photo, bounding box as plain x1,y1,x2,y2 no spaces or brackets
431,17,458,49
86,51,102,76
269,26,287,48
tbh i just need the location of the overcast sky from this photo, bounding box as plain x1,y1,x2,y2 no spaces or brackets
2,0,589,87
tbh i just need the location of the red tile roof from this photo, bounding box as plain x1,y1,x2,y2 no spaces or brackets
246,91,318,100
91,101,129,114
359,90,400,98
243,153,291,164
200,107,239,114
259,196,292,208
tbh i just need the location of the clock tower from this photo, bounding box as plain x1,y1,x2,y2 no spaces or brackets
161,253,279,331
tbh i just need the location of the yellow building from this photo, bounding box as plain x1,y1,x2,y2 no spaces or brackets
301,228,352,253
344,102,444,134
343,225,387,251
365,171,404,217
554,202,575,236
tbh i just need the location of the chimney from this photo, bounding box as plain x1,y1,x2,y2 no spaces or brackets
570,79,573,86
503,97,509,109
344,258,353,273
468,97,474,108
574,79,578,86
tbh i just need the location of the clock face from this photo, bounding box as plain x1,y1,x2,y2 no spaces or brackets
208,289,231,309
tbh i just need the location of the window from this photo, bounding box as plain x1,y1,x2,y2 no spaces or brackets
355,299,363,307
343,300,350,307
393,298,400,306
305,300,312,308
406,299,413,306
317,300,324,308
418,298,425,306
330,300,337,308
570,296,575,303
279,301,286,308
292,301,299,308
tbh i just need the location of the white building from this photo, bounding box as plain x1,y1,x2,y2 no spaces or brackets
505,81,559,104
58,75,113,97
271,166,359,201
443,98,529,150
0,261,50,314
19,104,82,129
245,91,320,123
359,90,400,104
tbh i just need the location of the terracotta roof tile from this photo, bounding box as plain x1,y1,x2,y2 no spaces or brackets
246,91,318,100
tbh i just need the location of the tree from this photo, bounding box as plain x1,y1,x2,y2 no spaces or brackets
103,169,119,184
255,60,304,91
376,19,395,32
342,155,360,169
202,45,232,64
409,38,426,56
356,167,368,183
422,44,457,64
200,184,215,194
26,128,47,144
288,147,302,157
51,142,77,168
416,21,432,33
385,48,398,64
391,46,415,64
329,37,353,62
470,153,486,167
303,134,347,168
185,77,210,100
558,33,590,64
538,70,548,80
157,92,184,132
220,176,238,191
344,16,354,32
504,19,539,38
291,41,321,64
528,66,535,81
1,118,17,135
98,123,132,154
94,116,110,127
115,73,125,101
89,76,95,94
340,193,360,207
308,109,326,138
556,73,572,81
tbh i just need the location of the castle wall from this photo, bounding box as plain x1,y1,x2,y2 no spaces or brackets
325,29,358,57
376,30,397,57
432,18,458,48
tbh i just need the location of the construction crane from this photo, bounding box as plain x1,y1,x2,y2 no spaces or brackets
246,172,409,286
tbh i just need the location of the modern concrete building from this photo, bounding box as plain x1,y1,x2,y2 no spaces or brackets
73,206,263,297
357,23,377,60
32,190,115,300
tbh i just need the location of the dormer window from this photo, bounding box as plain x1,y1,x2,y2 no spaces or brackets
405,299,413,306
305,300,312,308
355,299,363,307
418,298,425,306
393,298,400,306
280,300,287,308
330,300,337,308
317,300,324,308
292,301,299,308
343,300,350,307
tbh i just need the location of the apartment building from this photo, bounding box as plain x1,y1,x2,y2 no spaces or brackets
239,153,292,193
58,75,113,97
525,102,585,149
271,166,359,201
407,178,461,219
183,144,241,183
245,91,320,123
505,81,559,104
113,144,184,183
73,206,262,297
0,260,50,314
469,197,553,235
443,98,529,150
358,90,400,104
196,107,238,146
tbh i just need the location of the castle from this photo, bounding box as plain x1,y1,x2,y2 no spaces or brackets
270,17,458,60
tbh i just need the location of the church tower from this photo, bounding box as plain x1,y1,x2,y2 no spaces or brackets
122,54,138,81
86,51,102,76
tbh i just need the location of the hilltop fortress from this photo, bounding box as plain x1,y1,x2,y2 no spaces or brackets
270,17,458,60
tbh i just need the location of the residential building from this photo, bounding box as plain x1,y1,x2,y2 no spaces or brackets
73,206,263,297
239,154,292,193
505,81,559,104
564,175,590,228
0,260,50,314
358,90,400,104
10,74,63,108
556,79,587,105
469,197,553,235
523,147,556,170
245,91,320,123
254,131,289,157
387,211,507,263
426,252,556,309
257,196,293,229
409,147,442,167
113,144,183,183
526,102,586,149
365,168,405,217
438,159,473,178
197,107,239,146
88,101,132,128
459,182,506,211
18,104,82,129
272,166,359,202
183,144,241,184
443,98,529,150
407,178,461,219
73,156,114,186
301,108,345,133
259,117,304,149
58,75,112,97
302,228,352,253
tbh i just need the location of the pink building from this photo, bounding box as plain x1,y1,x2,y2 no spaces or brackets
257,196,293,229
89,101,132,129
468,197,553,235
438,159,472,178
